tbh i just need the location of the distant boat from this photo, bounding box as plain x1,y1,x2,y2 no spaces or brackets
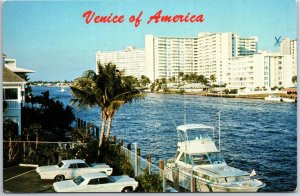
282,98,295,103
264,95,282,102
60,87,65,92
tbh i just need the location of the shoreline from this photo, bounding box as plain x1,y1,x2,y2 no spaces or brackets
31,85,297,101
144,90,297,101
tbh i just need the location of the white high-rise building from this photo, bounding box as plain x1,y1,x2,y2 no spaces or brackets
145,33,258,83
196,32,234,84
96,46,145,79
280,38,297,77
145,35,195,81
95,33,297,91
228,51,293,90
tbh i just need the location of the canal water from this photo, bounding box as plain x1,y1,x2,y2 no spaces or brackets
32,86,297,192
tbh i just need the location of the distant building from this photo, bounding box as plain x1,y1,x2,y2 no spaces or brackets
280,38,297,77
145,35,195,82
95,33,296,91
3,54,35,135
228,51,293,90
145,33,258,83
96,46,145,79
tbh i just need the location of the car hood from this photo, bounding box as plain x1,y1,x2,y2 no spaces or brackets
53,180,77,192
36,165,58,173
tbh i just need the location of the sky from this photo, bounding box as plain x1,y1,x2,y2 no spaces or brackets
2,0,297,81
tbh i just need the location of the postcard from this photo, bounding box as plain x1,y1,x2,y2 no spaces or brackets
2,0,297,193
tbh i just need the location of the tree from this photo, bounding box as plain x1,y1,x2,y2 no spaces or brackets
71,67,108,148
3,119,19,162
178,72,184,83
105,74,142,140
210,74,217,86
140,75,151,87
70,62,142,148
30,123,42,149
292,75,297,84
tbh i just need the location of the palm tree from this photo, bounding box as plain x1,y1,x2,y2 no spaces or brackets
292,75,297,84
210,74,217,87
178,72,184,83
70,62,142,147
70,69,104,145
140,75,151,87
105,75,142,140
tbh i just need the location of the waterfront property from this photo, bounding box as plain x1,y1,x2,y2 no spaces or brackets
3,67,26,135
31,86,296,192
96,33,296,92
145,32,258,83
96,46,145,79
228,51,294,91
3,54,35,135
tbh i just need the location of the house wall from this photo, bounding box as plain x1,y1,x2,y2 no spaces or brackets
3,83,25,136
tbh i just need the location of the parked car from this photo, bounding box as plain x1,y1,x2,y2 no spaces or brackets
36,159,113,181
53,172,138,192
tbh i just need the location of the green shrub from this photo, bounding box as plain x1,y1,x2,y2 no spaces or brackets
230,89,238,94
100,142,134,177
178,89,185,94
135,168,163,192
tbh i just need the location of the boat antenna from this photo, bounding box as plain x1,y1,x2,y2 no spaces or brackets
218,111,221,152
159,97,177,129
184,93,186,124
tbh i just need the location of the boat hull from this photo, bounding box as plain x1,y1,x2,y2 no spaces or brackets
282,98,295,103
165,167,264,192
195,178,264,192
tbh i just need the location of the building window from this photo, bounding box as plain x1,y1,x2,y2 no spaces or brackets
3,88,18,100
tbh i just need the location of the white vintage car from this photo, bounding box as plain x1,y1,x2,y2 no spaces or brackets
36,159,113,181
53,172,138,192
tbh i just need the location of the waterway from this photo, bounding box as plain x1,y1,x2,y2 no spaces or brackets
32,86,297,192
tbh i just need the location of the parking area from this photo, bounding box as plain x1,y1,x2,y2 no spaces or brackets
4,166,55,193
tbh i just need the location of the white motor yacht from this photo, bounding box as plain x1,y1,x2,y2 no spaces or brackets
165,123,265,192
281,98,295,103
264,95,282,101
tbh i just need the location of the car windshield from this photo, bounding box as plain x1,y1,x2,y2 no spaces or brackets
108,176,115,183
73,176,85,185
57,162,64,168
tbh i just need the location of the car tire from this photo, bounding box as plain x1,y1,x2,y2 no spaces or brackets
54,175,65,182
122,187,133,192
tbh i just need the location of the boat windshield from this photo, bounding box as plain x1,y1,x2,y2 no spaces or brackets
187,130,214,141
191,154,210,165
191,153,225,165
208,152,225,164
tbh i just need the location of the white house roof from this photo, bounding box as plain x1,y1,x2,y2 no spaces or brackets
177,124,214,132
5,65,35,73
